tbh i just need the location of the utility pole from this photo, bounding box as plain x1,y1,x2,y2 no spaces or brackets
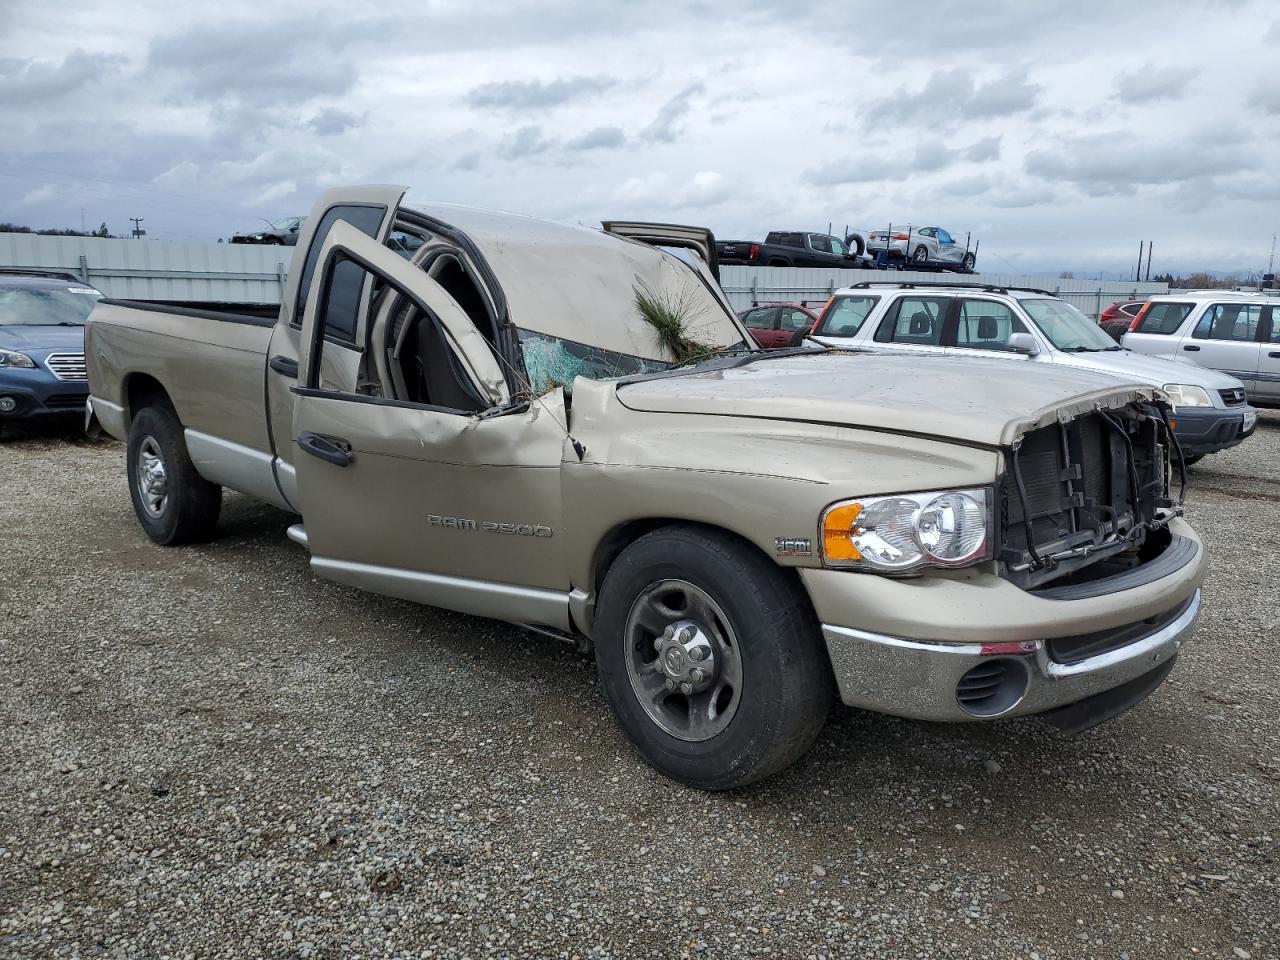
80,208,86,234
1269,234,1276,275
129,217,146,240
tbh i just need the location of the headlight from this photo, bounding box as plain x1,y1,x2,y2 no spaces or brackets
0,348,36,369
1162,384,1212,408
820,488,992,573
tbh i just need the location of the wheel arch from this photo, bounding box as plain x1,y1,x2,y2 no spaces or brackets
581,517,811,635
122,372,175,429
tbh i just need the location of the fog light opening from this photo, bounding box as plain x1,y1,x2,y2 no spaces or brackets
956,658,1029,718
0,396,18,414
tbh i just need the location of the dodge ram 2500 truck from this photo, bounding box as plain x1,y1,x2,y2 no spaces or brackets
86,185,1206,790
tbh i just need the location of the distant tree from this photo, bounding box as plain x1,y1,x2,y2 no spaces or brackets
0,221,116,238
1058,270,1075,279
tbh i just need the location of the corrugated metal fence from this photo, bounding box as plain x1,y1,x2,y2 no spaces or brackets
0,232,1171,318
0,232,286,303
721,266,1169,320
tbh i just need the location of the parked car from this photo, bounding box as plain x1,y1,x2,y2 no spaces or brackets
807,282,1256,464
737,302,822,348
865,225,976,271
0,270,100,438
1100,300,1146,325
231,216,305,245
86,185,1204,789
1100,300,1147,343
717,231,865,268
1122,291,1280,407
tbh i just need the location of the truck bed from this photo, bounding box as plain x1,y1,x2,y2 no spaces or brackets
85,299,279,498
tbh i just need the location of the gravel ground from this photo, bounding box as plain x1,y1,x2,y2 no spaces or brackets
1,415,1278,959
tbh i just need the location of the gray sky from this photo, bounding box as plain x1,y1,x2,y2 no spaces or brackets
3,0,1278,277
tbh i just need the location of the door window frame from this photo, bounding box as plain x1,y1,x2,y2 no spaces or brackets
300,242,496,417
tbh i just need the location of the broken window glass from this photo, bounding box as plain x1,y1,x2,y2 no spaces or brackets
518,328,669,395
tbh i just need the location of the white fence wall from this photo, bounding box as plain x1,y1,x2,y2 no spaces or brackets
0,233,1171,317
0,233,287,303
720,266,1169,320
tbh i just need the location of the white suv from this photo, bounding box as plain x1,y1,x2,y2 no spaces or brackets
807,282,1258,464
1121,291,1280,406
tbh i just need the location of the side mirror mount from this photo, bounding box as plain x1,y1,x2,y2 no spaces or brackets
1007,332,1040,356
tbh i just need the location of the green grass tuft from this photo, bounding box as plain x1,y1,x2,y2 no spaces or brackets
634,284,717,363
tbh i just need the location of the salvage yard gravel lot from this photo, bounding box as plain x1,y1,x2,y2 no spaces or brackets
2,416,1278,960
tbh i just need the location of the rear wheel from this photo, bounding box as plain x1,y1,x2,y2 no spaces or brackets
594,525,834,790
912,245,929,263
962,252,976,271
126,404,221,545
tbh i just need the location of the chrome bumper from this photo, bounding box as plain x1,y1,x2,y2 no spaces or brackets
821,589,1200,722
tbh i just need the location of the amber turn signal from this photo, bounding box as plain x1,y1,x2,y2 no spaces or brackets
822,502,863,562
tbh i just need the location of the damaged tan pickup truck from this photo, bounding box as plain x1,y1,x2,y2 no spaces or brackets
86,185,1205,789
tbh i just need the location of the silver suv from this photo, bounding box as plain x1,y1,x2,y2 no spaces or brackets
808,282,1257,464
1122,291,1280,406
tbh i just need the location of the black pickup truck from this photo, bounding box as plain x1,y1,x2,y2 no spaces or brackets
717,231,868,268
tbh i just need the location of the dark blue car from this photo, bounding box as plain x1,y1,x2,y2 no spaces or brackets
0,271,102,438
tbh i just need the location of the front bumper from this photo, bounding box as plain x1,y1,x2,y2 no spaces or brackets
821,591,1198,723
0,373,88,422
805,518,1205,724
1170,404,1256,455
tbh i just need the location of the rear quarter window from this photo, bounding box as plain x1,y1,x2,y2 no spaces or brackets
1135,302,1193,334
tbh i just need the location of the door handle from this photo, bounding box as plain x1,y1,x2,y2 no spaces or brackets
297,431,352,467
1182,344,1200,352
269,355,299,378
1270,351,1280,359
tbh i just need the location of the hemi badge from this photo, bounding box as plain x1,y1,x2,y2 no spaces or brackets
775,537,813,557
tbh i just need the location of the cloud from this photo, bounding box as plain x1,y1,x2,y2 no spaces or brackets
641,83,704,143
147,16,373,107
499,125,556,159
0,49,124,105
308,108,361,136
803,136,1001,185
565,126,626,151
963,136,1002,162
1247,79,1280,115
465,75,616,111
20,184,60,206
1113,65,1199,103
1025,126,1255,190
862,68,1041,128
613,170,732,211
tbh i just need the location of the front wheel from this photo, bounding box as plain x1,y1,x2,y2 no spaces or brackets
594,525,834,790
126,404,222,545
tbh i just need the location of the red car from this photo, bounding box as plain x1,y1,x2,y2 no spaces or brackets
1099,300,1145,324
1099,300,1146,342
737,302,824,348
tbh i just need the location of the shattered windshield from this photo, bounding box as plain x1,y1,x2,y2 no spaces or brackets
519,329,670,394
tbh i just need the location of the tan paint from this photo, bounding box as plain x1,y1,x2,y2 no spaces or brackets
86,303,273,452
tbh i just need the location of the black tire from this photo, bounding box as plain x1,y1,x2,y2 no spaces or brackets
1100,319,1130,344
912,245,929,263
126,404,221,545
962,252,976,271
767,258,790,267
595,524,834,790
1181,453,1204,467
